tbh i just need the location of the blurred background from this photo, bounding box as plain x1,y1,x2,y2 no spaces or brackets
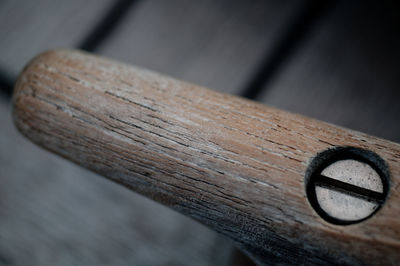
1,0,400,265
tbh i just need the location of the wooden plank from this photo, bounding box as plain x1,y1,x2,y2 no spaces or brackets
0,0,113,78
98,0,304,94
13,50,400,265
258,1,400,142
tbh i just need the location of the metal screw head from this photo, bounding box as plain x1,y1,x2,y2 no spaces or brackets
306,147,389,225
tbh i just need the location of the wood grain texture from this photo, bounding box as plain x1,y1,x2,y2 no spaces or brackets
2,0,305,262
0,99,232,266
13,50,400,265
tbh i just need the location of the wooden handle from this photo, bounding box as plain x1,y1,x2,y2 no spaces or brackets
12,50,400,265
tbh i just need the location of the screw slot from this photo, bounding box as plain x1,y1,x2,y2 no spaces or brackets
305,147,390,225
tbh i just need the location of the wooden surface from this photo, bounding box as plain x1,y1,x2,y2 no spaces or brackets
97,0,303,94
13,50,400,265
0,0,113,79
2,0,400,265
0,98,231,266
0,1,305,265
259,0,400,142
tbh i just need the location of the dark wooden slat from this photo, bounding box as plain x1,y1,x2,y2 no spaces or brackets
78,0,139,52
241,0,334,100
259,0,400,142
98,0,305,95
0,0,113,79
0,68,13,97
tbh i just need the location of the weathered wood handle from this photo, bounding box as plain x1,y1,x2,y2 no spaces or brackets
12,50,400,265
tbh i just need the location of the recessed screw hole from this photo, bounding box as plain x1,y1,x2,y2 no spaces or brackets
305,147,389,225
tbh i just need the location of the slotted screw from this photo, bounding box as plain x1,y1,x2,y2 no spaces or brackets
306,148,389,225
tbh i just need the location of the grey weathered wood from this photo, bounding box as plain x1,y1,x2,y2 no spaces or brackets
259,0,400,142
13,50,400,265
0,0,113,78
97,0,304,94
